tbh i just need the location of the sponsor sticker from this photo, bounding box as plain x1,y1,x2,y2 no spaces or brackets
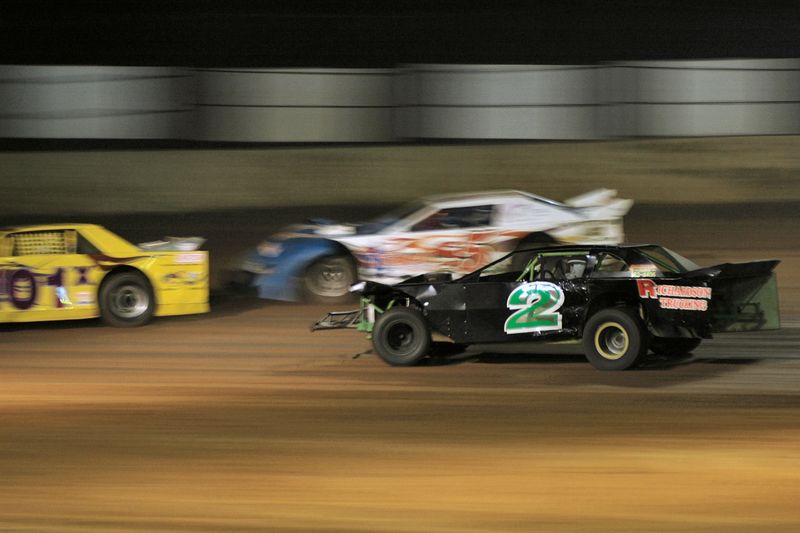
637,279,711,311
630,263,658,278
76,291,94,305
175,253,204,265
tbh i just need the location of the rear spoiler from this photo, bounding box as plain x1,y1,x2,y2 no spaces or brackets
138,236,206,251
688,260,781,333
684,259,780,280
564,188,633,218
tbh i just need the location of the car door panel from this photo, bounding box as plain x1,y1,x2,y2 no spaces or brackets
3,255,101,322
463,279,585,343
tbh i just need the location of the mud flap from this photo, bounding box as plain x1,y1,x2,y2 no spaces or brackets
709,264,780,333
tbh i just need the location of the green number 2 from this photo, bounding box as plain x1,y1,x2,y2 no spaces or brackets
504,281,565,334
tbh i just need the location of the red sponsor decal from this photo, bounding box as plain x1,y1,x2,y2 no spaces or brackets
637,279,711,311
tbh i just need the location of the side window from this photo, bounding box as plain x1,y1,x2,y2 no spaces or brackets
562,258,589,280
77,233,100,254
537,255,590,281
410,205,493,232
590,253,631,277
11,230,71,256
495,200,553,227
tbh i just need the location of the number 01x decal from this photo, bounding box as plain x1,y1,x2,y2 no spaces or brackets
504,281,565,334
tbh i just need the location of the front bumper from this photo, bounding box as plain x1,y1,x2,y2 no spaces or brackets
310,308,364,331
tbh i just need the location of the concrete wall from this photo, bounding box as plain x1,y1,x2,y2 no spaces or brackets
613,59,800,137
3,60,800,141
0,66,192,139
194,68,395,142
394,65,603,139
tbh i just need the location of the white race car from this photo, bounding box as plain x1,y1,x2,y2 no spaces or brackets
236,189,633,303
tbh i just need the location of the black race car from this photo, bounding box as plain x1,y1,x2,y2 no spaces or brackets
312,244,780,370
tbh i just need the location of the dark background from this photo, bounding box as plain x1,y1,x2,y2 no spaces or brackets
2,1,799,67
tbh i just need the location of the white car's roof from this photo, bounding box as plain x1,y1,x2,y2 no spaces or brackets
421,190,566,208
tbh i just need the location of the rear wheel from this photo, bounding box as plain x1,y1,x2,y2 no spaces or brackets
99,272,155,327
582,308,647,370
372,307,431,366
650,337,702,356
302,255,357,304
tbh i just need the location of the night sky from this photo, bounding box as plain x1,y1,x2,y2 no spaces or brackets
2,1,799,67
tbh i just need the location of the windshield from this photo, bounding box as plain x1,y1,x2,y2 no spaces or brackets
356,200,426,234
638,245,701,274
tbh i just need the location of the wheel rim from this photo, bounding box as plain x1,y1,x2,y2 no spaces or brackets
594,322,629,360
386,322,415,353
306,258,354,297
110,284,149,318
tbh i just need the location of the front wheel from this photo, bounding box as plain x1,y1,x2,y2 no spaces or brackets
302,255,357,304
99,272,155,327
372,307,431,366
582,308,647,370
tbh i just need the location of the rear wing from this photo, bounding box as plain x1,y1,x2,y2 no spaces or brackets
564,189,633,219
695,260,781,333
138,237,206,251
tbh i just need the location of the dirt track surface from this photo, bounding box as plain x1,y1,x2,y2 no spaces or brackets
2,205,800,531
2,303,800,531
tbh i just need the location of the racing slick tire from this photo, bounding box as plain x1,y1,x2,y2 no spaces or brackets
99,271,155,327
582,308,648,371
650,337,702,356
302,255,357,304
372,307,431,367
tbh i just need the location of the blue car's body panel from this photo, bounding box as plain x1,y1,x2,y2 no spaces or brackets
247,238,346,301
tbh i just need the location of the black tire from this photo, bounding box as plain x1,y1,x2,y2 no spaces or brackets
650,337,702,356
582,308,648,371
302,255,357,304
99,272,155,327
372,307,431,366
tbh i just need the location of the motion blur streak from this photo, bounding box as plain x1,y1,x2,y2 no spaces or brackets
2,60,800,141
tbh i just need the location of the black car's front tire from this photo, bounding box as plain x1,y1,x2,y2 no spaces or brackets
582,308,647,370
372,307,431,366
99,271,155,327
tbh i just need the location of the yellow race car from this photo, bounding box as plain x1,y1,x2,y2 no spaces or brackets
1,224,209,326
